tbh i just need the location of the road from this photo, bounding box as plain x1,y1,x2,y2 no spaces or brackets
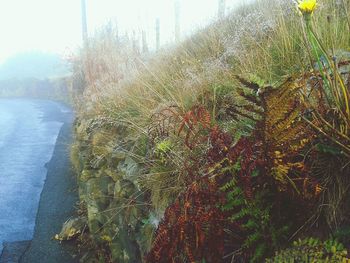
0,99,78,263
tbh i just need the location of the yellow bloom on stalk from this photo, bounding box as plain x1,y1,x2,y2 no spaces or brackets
298,0,317,14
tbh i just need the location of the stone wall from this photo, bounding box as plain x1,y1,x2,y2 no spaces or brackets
72,118,153,263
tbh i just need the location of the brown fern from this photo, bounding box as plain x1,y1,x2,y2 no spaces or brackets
234,76,317,196
146,76,320,263
146,177,227,263
148,105,181,142
178,105,211,149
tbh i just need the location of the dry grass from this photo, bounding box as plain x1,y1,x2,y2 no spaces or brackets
77,0,349,119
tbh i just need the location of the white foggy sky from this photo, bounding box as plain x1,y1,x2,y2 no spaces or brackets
0,0,247,63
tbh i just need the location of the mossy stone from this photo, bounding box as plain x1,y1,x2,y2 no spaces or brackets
117,157,140,180
80,169,94,182
114,179,136,199
104,168,121,182
86,177,113,211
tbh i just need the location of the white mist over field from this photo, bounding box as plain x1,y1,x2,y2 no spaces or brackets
0,0,249,64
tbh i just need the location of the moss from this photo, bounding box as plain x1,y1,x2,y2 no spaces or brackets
80,169,94,182
70,142,81,172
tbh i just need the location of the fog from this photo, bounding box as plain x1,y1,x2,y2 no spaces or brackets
0,0,247,65
0,1,253,257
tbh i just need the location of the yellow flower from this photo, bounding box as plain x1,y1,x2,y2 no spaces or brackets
298,0,317,14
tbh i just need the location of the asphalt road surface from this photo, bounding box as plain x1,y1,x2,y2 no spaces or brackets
0,99,78,263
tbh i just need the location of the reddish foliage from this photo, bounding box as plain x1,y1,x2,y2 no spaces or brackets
146,106,230,262
146,104,268,262
178,105,211,149
146,95,317,262
146,177,227,263
208,127,266,200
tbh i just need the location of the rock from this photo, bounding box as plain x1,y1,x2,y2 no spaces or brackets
110,228,142,263
117,157,140,180
104,168,121,182
85,177,114,234
86,204,101,235
80,169,93,182
107,181,115,196
90,155,107,169
86,177,113,210
54,217,87,241
109,149,127,169
73,118,149,262
114,179,136,199
76,120,91,141
112,150,127,160
78,180,87,200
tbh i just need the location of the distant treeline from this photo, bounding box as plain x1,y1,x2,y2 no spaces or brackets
0,77,75,104
0,51,80,104
0,51,70,80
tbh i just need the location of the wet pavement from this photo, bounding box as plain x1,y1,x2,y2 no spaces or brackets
0,99,77,262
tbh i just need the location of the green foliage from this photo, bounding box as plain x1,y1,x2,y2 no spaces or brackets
300,5,350,157
215,76,320,259
222,176,291,262
316,143,343,156
311,146,350,230
266,237,349,263
154,139,173,162
141,137,182,214
334,226,350,245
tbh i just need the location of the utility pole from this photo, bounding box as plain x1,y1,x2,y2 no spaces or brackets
132,30,140,54
174,0,180,42
115,21,119,43
81,0,88,45
156,18,160,51
142,30,148,53
218,0,226,19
